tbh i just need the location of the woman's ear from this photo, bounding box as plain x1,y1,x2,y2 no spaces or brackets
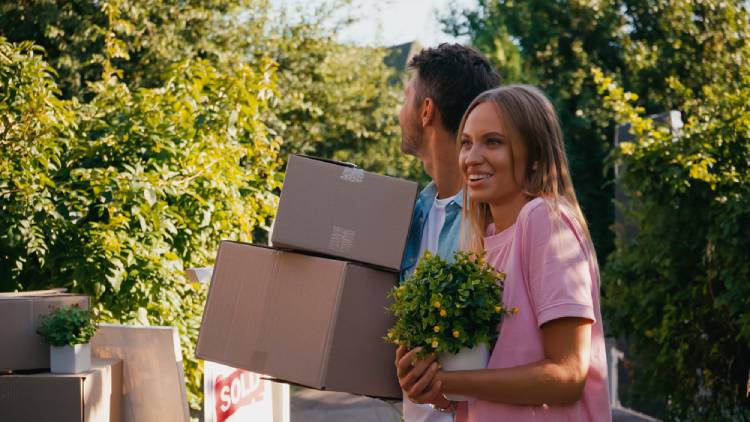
532,161,539,171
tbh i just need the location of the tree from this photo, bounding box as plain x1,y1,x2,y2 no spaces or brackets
254,7,423,181
593,2,750,418
0,0,269,100
0,0,421,180
0,30,281,410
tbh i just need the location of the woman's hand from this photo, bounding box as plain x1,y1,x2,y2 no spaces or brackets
395,345,448,406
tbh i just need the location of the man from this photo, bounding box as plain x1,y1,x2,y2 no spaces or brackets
397,44,501,421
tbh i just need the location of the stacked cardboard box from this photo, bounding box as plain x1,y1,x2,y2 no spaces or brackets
197,155,418,398
0,290,123,421
0,359,123,422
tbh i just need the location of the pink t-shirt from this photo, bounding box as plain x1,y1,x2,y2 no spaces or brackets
456,198,611,422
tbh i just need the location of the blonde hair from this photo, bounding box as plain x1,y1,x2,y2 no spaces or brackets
458,85,596,261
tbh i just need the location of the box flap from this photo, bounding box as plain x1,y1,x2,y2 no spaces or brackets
92,325,187,421
0,288,70,298
295,154,357,169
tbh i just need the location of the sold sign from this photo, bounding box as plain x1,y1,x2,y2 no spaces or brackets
211,368,266,422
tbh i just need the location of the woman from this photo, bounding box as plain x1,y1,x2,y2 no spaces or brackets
395,85,611,421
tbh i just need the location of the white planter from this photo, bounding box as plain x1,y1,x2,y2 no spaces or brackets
438,343,490,401
50,343,92,374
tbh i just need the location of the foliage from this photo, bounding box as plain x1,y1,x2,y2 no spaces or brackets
38,305,98,347
593,3,750,416
386,251,510,356
595,65,750,420
256,7,424,181
0,0,423,181
0,0,269,100
0,31,280,410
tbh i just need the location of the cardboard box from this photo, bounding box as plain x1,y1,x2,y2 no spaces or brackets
0,359,123,422
271,155,418,271
0,290,90,372
196,241,401,399
91,324,191,422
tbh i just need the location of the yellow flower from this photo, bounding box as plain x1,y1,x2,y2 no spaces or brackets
440,309,447,317
433,325,441,333
619,141,636,156
387,331,394,339
434,301,441,309
452,330,460,338
431,340,439,348
495,305,503,313
512,307,520,315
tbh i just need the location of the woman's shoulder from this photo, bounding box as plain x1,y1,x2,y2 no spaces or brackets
516,197,582,242
517,197,549,226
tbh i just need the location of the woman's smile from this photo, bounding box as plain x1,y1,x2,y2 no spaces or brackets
467,172,493,187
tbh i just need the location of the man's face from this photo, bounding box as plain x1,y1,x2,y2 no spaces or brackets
399,75,424,155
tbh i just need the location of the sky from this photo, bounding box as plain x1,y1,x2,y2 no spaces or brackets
277,0,477,48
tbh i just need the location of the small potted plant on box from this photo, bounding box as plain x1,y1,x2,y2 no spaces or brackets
385,250,516,400
38,304,97,373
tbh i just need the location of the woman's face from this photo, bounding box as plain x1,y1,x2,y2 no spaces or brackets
459,102,528,206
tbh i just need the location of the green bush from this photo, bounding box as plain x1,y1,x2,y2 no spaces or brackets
257,6,424,181
595,66,750,420
386,251,510,356
38,305,98,347
0,35,281,410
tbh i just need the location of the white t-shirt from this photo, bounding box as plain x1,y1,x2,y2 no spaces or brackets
404,192,460,422
418,194,455,257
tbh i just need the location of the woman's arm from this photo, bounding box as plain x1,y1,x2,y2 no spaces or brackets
403,317,593,407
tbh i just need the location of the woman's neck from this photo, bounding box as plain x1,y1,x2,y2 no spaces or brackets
489,193,533,233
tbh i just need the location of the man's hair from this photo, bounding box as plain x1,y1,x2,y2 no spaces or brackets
407,43,501,134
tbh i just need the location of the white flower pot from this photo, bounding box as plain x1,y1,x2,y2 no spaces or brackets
50,343,92,374
438,343,490,401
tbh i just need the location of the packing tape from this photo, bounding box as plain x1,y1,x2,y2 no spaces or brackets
328,225,356,253
340,167,364,183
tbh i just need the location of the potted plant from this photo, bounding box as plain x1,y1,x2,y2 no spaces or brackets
386,251,517,400
38,304,97,373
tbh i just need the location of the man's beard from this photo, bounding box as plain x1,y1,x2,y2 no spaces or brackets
400,119,423,156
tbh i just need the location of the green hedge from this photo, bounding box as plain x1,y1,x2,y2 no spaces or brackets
0,36,281,410
596,67,750,420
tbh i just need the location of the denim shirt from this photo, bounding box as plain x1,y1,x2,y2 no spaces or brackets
400,182,464,281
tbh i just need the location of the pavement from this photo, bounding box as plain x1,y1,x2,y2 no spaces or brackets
291,389,402,422
290,389,660,422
